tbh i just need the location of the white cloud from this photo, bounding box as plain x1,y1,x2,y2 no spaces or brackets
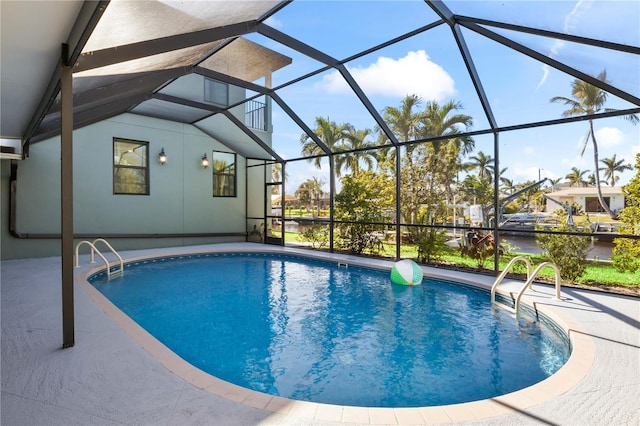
523,146,535,155
565,1,592,33
594,126,624,148
536,64,550,90
561,154,590,170
513,167,540,182
319,50,455,100
263,16,283,29
620,143,640,168
537,0,592,89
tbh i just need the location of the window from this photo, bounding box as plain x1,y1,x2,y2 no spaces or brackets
212,151,236,197
585,196,610,213
113,138,149,195
204,78,228,106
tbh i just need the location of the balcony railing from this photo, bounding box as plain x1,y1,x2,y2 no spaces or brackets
245,100,267,131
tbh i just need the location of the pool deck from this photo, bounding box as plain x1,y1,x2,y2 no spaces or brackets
2,242,639,425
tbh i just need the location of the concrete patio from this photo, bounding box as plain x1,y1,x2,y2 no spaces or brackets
2,243,639,425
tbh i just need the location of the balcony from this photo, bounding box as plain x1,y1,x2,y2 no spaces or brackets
245,100,267,131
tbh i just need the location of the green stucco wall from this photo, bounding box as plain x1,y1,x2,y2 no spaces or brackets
1,113,254,260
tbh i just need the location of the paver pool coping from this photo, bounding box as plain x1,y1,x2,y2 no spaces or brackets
76,245,595,425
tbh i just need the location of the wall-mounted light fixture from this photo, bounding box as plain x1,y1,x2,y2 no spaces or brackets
159,148,167,165
201,153,209,169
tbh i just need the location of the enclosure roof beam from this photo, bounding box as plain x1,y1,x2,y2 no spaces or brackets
223,111,283,162
270,93,332,155
256,23,339,67
456,15,640,54
338,64,400,146
73,21,258,73
47,67,192,116
31,93,149,143
451,24,497,129
23,1,108,153
462,21,640,107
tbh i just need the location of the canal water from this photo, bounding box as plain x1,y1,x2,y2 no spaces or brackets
500,236,614,261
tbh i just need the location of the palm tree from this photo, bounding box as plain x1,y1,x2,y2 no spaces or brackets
380,99,473,223
547,178,562,192
420,100,474,154
377,94,424,166
294,177,326,217
488,166,508,185
300,116,349,168
565,167,589,187
380,94,423,143
499,176,516,195
300,116,349,195
337,126,377,176
465,151,495,181
421,99,474,185
551,69,639,218
599,154,633,186
270,162,288,194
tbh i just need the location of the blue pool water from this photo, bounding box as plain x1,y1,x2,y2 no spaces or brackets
90,252,570,407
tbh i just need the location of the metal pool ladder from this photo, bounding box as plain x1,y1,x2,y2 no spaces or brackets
75,238,124,279
491,256,562,318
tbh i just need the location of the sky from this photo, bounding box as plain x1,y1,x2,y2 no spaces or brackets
248,0,640,195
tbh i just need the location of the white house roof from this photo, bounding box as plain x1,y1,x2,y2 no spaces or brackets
547,186,624,197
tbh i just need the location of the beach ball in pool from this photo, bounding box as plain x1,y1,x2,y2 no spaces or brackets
390,259,423,286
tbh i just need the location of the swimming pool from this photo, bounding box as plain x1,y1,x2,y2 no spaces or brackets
89,252,570,408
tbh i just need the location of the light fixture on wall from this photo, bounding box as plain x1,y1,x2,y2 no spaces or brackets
159,148,167,165
201,153,209,169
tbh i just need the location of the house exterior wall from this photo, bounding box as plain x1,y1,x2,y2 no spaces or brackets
544,192,625,214
1,113,254,260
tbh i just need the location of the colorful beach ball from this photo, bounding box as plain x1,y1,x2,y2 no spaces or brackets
390,259,423,286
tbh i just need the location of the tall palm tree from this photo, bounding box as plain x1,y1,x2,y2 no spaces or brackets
300,116,349,195
565,167,589,187
499,176,516,195
465,151,495,181
380,94,423,143
551,70,638,218
270,162,288,194
377,94,424,166
338,126,377,176
599,154,633,186
295,177,326,217
300,116,349,169
419,100,474,194
420,100,474,154
547,178,562,192
488,166,508,185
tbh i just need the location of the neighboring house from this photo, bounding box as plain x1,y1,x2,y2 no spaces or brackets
544,186,626,215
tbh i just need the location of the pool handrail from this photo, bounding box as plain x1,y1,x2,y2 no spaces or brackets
74,239,124,278
490,256,532,304
92,238,124,276
514,262,562,318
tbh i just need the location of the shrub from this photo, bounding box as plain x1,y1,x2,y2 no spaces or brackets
612,154,640,273
336,224,384,255
301,224,329,249
334,172,394,255
413,226,449,264
536,225,591,281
